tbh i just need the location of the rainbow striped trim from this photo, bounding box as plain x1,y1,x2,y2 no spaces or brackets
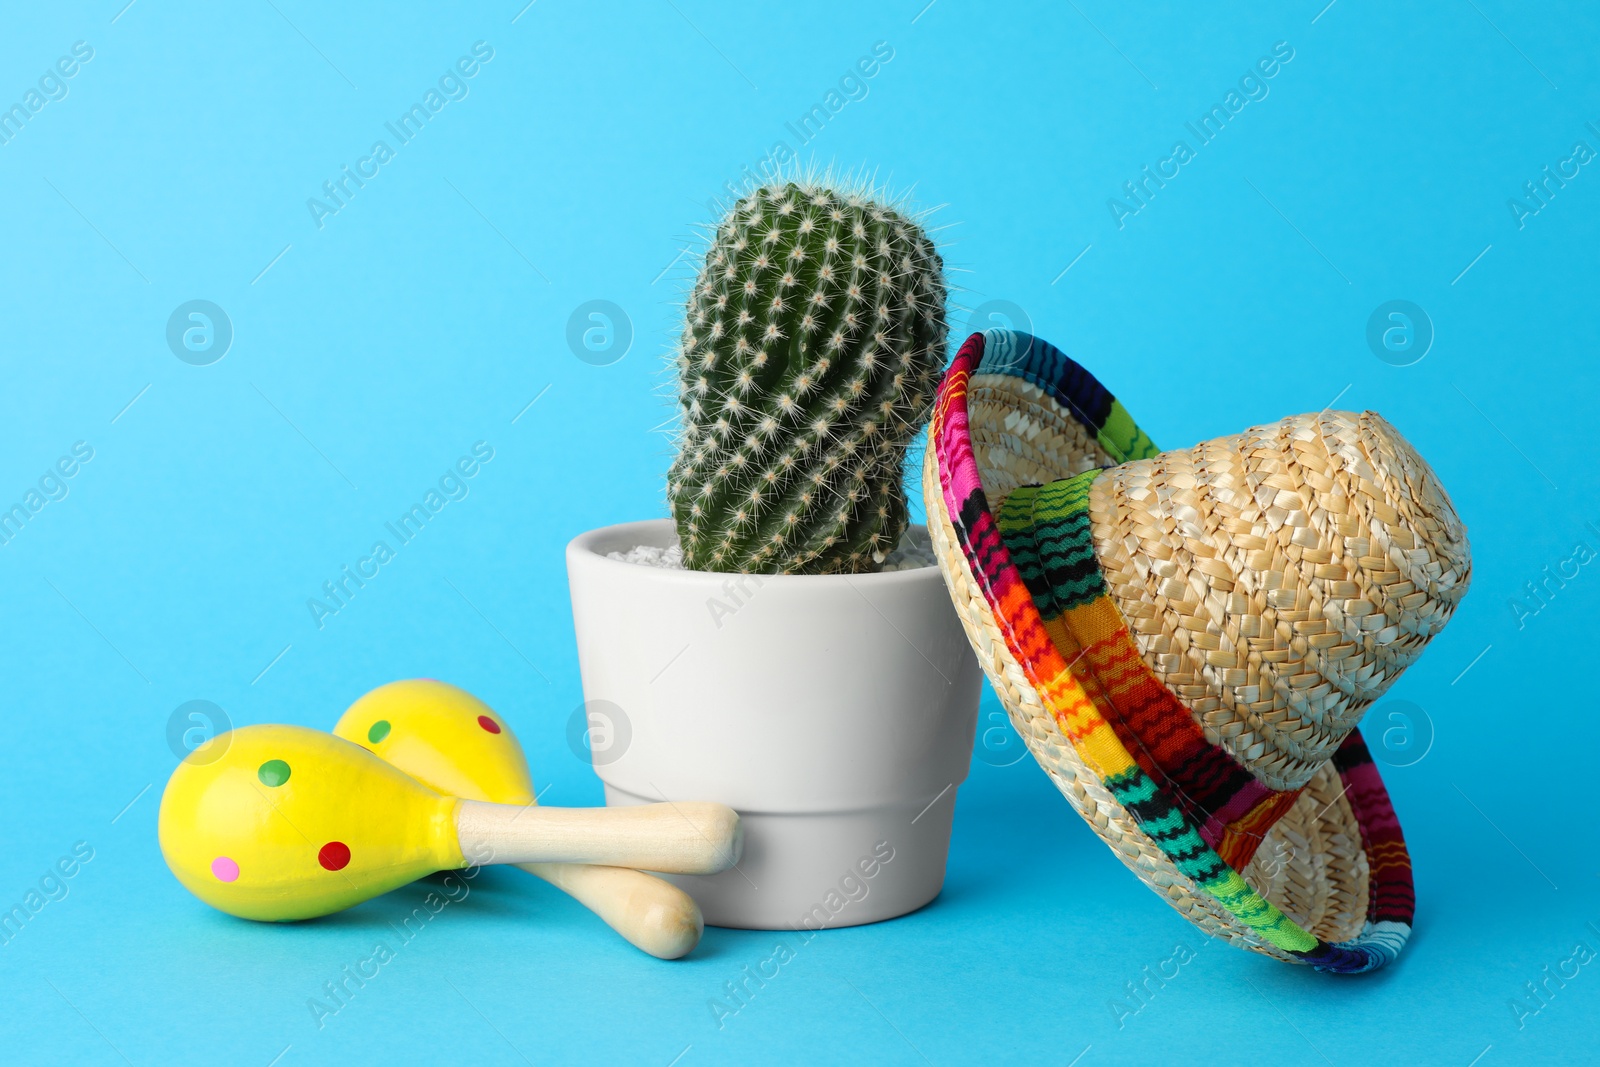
997,471,1309,872
932,329,1414,973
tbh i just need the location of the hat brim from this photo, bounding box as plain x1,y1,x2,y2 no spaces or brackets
926,330,1414,973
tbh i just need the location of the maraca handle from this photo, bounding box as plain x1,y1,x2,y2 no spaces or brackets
455,800,742,875
521,862,704,959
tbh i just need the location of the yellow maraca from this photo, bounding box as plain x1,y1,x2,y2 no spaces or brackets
332,679,703,959
158,725,741,922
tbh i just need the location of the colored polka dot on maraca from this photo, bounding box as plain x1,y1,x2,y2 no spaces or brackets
367,720,390,743
211,856,239,882
477,715,500,734
318,842,351,871
257,759,291,786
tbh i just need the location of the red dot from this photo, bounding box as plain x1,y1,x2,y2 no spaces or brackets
318,842,351,871
477,715,501,734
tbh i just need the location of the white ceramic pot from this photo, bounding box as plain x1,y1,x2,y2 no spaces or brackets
565,519,981,930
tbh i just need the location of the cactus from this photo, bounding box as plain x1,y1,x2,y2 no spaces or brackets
667,180,946,575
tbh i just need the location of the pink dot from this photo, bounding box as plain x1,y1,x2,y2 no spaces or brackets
477,715,501,734
211,856,240,882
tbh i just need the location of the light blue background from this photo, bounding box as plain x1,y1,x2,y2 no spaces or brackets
2,2,1597,1064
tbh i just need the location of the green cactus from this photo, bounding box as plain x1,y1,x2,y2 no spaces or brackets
666,180,946,575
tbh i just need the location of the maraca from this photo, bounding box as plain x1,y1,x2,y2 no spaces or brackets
158,724,741,922
332,679,703,959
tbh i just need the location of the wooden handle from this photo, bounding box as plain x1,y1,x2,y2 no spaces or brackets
455,800,742,875
521,862,703,959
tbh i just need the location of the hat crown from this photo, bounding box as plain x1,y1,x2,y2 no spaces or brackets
1090,409,1471,790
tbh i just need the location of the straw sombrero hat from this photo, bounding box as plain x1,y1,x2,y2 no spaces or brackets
924,329,1470,973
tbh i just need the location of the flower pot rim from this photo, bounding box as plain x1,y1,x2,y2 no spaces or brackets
568,518,942,589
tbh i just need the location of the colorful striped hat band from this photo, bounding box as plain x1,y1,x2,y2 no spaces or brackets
924,329,1471,973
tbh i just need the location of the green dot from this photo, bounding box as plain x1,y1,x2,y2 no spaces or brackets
258,759,291,787
368,720,391,743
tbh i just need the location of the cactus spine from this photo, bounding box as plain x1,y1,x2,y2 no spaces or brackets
667,181,946,575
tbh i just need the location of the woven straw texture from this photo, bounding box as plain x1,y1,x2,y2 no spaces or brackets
1089,410,1471,791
